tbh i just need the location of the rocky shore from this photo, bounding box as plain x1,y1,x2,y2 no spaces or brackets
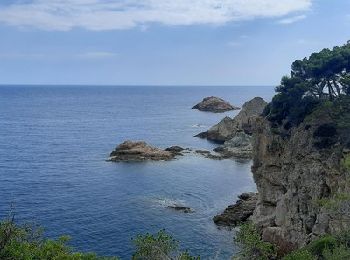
192,96,239,113
213,192,258,227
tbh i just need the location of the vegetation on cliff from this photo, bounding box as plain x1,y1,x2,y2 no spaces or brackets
264,42,350,127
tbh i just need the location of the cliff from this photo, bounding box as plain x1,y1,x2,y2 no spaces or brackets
251,98,350,250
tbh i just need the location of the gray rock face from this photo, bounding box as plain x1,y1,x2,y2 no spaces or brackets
192,96,239,113
195,97,267,143
213,132,253,159
213,192,258,227
108,141,176,162
251,117,350,249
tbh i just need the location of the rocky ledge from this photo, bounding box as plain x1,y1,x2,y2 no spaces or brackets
192,96,239,113
213,192,258,227
108,141,184,162
213,132,253,159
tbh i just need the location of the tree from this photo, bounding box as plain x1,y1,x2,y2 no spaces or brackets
265,41,350,126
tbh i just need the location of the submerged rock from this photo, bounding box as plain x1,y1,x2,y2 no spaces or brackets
167,205,194,213
192,96,239,113
213,192,258,227
108,141,175,162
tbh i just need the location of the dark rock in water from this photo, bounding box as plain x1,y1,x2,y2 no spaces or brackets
165,146,185,155
168,205,194,213
195,150,211,155
213,192,258,227
108,141,175,162
192,96,239,113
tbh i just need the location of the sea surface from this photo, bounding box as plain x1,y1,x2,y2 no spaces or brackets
0,85,275,259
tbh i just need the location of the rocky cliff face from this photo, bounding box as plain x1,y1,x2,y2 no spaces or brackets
251,101,350,250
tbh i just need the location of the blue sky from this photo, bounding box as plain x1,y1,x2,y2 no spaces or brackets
0,0,349,86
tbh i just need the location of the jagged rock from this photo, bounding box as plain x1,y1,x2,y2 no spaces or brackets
195,117,237,143
213,193,258,227
251,106,350,249
213,132,253,159
195,97,267,143
167,205,194,213
108,141,175,162
192,96,239,113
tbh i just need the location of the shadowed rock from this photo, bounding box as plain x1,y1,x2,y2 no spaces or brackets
213,192,258,227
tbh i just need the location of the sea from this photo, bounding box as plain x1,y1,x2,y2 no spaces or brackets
0,85,275,259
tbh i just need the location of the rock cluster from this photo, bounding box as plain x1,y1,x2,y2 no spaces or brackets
196,97,267,143
108,141,182,162
192,96,239,113
213,193,258,227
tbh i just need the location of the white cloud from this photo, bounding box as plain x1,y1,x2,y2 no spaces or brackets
278,14,306,24
0,0,312,31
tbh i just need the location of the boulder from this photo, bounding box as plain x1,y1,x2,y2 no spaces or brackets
192,96,239,113
108,141,175,162
213,192,258,227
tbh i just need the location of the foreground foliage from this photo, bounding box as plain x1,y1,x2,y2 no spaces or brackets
0,214,199,260
0,214,117,260
233,223,276,260
235,223,350,260
132,230,199,260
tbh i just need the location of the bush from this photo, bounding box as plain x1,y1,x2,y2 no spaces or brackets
233,223,276,260
283,249,316,260
0,214,116,260
132,229,199,260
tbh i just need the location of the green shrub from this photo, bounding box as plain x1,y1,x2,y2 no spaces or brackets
307,235,338,257
233,223,276,260
322,244,350,260
283,249,316,260
132,229,199,260
0,215,116,260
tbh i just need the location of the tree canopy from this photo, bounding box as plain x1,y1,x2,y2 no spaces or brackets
264,41,350,126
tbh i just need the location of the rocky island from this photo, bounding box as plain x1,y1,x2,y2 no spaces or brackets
108,141,184,162
192,96,239,113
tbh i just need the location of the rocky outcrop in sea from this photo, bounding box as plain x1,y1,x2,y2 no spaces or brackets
192,96,239,113
213,192,258,227
108,141,184,162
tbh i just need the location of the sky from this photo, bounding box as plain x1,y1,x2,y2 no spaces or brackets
0,0,349,86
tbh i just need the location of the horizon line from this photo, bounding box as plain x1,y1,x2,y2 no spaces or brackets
0,84,276,87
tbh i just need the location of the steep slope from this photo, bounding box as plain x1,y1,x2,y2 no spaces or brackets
251,98,350,250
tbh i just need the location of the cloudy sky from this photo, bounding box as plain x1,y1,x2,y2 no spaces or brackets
0,0,349,85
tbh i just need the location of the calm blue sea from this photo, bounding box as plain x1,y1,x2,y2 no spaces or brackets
0,85,275,259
